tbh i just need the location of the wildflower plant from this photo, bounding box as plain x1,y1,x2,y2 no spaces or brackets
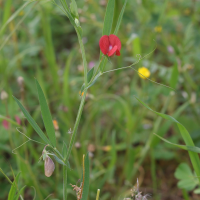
1,0,200,199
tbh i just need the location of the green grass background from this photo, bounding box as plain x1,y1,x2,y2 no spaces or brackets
1,0,200,199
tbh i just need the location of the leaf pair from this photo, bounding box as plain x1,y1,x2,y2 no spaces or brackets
175,163,199,192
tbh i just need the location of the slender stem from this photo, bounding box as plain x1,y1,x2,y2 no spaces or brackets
182,189,190,200
65,29,88,161
151,149,159,200
62,27,89,200
96,189,100,200
63,165,67,200
65,92,87,161
77,30,88,88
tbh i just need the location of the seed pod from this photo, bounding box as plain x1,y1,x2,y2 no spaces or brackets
44,155,55,177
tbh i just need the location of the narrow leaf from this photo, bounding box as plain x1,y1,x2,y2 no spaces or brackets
36,80,56,147
14,185,26,200
154,133,200,154
8,172,21,200
13,96,51,145
70,0,79,19
102,0,115,36
81,153,90,200
53,155,69,167
87,67,94,83
0,168,13,185
114,0,128,35
62,142,68,161
80,67,95,93
86,72,102,90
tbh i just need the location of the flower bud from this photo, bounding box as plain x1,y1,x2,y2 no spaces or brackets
44,155,55,177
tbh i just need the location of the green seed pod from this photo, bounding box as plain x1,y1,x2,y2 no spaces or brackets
45,155,55,177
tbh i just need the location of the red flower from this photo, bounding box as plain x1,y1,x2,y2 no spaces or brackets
99,34,121,57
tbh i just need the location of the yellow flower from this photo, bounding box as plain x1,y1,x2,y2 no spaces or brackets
19,11,24,16
138,67,150,79
154,26,162,33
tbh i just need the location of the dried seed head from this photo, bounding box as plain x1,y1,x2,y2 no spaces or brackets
45,155,55,177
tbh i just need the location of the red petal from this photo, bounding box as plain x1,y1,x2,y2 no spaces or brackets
109,34,121,51
108,45,118,57
116,50,120,56
99,35,109,55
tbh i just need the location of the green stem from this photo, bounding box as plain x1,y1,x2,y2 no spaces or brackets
182,189,190,200
65,92,87,161
96,189,100,200
77,30,88,88
63,29,88,200
63,165,67,200
65,29,88,162
151,149,159,200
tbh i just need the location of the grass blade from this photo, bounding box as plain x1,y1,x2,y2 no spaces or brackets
0,1,31,35
14,185,26,200
13,96,51,145
36,79,56,147
154,133,200,153
8,172,20,200
40,7,59,90
135,96,200,183
0,168,13,185
0,3,35,51
2,0,12,28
